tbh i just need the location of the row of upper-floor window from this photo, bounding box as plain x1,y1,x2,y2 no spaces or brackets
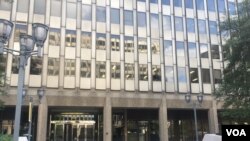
0,0,237,21
0,54,221,85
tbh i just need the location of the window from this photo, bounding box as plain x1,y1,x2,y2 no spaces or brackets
190,68,199,83
0,55,6,85
176,41,185,57
164,40,172,56
12,56,19,74
150,0,158,3
196,0,204,10
30,57,42,75
96,6,106,22
96,33,106,50
187,18,195,33
111,63,120,79
67,1,76,19
138,0,145,2
151,14,159,29
125,63,134,80
80,60,91,78
174,0,182,7
1,0,11,11
218,0,225,13
124,10,133,26
198,19,206,34
82,5,92,21
185,0,193,9
81,32,91,48
139,65,148,81
111,35,120,51
111,9,120,24
211,45,220,59
151,39,160,54
51,0,61,17
200,44,208,58
124,36,134,52
137,12,146,27
202,69,210,83
214,70,222,84
207,0,215,11
163,16,171,31
175,17,183,31
165,66,174,82
48,58,59,76
152,66,161,81
162,0,170,5
229,2,236,15
178,67,186,83
14,24,27,43
64,59,75,76
17,0,28,13
49,28,61,46
188,42,197,58
34,0,46,14
209,21,217,35
65,30,76,47
138,38,147,53
96,61,106,78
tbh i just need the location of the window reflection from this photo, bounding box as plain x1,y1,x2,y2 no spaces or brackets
187,18,195,33
165,66,174,82
208,0,215,11
51,0,61,17
138,38,147,53
30,57,42,75
64,59,75,76
190,68,199,83
0,55,7,84
175,17,183,31
188,42,197,58
176,41,184,57
48,58,59,76
218,0,225,13
137,12,147,27
151,39,160,54
111,35,120,51
196,0,204,10
65,30,76,47
202,69,210,83
49,28,61,46
124,36,134,53
152,65,161,81
164,40,172,56
200,44,208,58
124,10,133,26
14,24,27,43
96,61,106,78
211,45,220,59
67,1,76,19
111,63,120,79
17,0,28,13
96,6,106,22
80,60,91,78
198,19,206,34
174,0,182,7
185,0,193,9
214,70,222,84
81,32,91,48
96,33,106,50
82,4,92,21
12,56,19,74
151,14,159,29
178,67,186,83
111,8,120,24
209,21,217,35
163,15,171,31
150,0,158,3
229,2,236,15
162,0,170,5
125,63,134,80
34,0,46,14
139,65,148,81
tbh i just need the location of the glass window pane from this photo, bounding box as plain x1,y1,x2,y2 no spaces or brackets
150,0,158,3
30,57,42,75
178,67,186,83
139,65,148,81
51,0,61,17
185,0,193,9
229,2,236,15
200,44,208,58
111,9,120,24
176,41,184,57
48,58,59,76
0,55,7,76
111,63,120,79
138,12,146,27
187,18,195,33
196,0,204,10
198,19,206,34
81,32,91,48
218,0,225,13
151,14,159,29
34,0,46,14
125,63,134,80
96,6,106,22
188,42,197,58
162,0,170,5
138,38,147,53
151,39,160,54
111,35,120,51
80,60,91,78
82,5,92,20
202,69,210,83
165,66,174,82
163,16,171,31
164,40,172,56
12,56,19,74
65,30,76,47
152,65,161,81
17,0,28,13
49,28,61,46
96,62,106,78
209,21,217,35
174,0,182,7
67,2,76,19
124,10,133,26
190,68,199,83
175,17,183,31
208,0,215,11
96,33,106,50
64,59,75,76
124,36,134,52
211,45,220,59
214,70,222,84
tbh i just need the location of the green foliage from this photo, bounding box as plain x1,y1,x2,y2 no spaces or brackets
215,0,250,121
0,134,12,141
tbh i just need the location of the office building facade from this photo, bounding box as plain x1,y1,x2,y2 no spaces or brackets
0,0,238,141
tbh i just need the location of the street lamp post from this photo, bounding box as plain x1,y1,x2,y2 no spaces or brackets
0,19,48,141
185,94,203,141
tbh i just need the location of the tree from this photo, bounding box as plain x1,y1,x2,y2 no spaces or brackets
0,55,7,109
215,0,250,121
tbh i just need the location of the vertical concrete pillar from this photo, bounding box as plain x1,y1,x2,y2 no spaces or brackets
208,100,219,134
159,95,168,141
36,97,48,141
104,96,112,141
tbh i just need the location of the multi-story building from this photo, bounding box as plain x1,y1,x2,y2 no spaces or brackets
0,0,239,141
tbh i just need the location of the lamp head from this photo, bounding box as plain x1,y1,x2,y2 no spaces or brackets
32,23,49,47
197,94,203,104
0,19,13,53
37,87,45,101
19,34,35,53
185,94,191,103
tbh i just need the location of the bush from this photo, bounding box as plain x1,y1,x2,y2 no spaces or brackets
0,134,13,141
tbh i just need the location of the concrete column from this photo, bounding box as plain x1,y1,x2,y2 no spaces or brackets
208,100,219,134
103,96,112,141
159,95,168,141
36,97,48,141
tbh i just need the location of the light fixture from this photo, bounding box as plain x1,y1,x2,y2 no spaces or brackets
32,23,49,56
185,94,191,103
197,94,203,104
19,34,35,52
37,87,45,101
0,19,14,53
